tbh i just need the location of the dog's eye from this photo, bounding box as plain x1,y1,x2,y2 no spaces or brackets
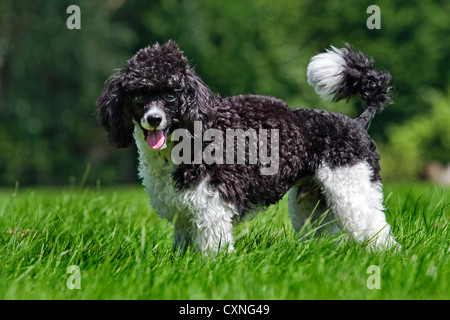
133,95,145,103
163,93,177,102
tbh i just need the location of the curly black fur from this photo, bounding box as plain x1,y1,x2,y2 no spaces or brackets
337,43,393,129
96,40,390,216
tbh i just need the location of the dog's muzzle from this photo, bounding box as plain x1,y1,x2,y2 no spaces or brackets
141,107,169,150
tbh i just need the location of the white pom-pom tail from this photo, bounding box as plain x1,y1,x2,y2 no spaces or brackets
306,46,347,101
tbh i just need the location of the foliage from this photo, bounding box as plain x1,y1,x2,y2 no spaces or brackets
0,0,449,185
380,88,450,180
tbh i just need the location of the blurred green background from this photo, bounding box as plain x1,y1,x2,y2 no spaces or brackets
0,0,449,186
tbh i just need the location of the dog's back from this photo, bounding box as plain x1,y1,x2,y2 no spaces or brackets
291,107,381,181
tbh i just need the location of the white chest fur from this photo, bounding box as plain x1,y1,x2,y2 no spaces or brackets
133,126,185,222
132,125,237,253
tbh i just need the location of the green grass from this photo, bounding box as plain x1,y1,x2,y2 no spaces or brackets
0,182,449,300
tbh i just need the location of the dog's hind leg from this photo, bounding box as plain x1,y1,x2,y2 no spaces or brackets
315,162,399,249
288,177,338,236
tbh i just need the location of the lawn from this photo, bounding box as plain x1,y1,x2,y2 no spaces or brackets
0,182,448,300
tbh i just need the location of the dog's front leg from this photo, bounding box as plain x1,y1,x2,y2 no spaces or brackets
173,217,234,254
181,181,237,255
190,211,235,255
173,217,194,252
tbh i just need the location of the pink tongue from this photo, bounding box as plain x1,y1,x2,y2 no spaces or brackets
147,130,165,149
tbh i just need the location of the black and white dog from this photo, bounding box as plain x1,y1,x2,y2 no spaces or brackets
97,40,399,253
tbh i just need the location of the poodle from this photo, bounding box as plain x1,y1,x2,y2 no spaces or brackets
96,40,399,254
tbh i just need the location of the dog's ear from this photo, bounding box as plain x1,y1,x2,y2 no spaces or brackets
96,71,134,148
182,68,212,127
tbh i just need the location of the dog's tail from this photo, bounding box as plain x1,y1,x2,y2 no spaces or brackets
306,43,393,130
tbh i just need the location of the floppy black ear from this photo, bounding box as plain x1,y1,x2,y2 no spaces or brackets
182,68,213,126
96,72,134,148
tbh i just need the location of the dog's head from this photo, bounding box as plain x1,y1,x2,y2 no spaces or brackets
96,40,211,149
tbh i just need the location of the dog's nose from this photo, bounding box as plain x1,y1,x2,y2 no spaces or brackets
146,115,162,128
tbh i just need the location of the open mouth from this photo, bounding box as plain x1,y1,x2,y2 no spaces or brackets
143,128,170,150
